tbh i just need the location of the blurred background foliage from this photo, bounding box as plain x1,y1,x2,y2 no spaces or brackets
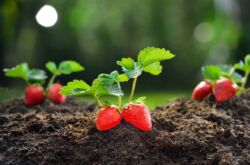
0,0,250,93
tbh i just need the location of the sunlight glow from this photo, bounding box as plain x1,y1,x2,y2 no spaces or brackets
35,5,58,28
194,22,214,43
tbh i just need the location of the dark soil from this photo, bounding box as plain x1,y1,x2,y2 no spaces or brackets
0,92,250,165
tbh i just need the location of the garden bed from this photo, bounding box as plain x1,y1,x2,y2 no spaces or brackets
0,91,250,165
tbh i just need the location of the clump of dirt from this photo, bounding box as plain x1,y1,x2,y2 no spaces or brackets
0,92,249,165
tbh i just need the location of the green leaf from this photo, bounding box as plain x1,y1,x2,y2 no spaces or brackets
138,47,175,67
60,80,90,96
117,47,174,78
234,61,245,71
27,69,47,84
234,55,250,72
143,61,162,75
202,65,221,81
218,65,232,73
117,57,134,70
4,63,29,81
230,72,243,84
45,61,57,74
128,96,147,105
92,71,124,96
103,100,112,106
135,96,146,102
98,71,119,82
245,55,250,65
203,65,242,84
62,71,124,98
58,61,84,75
117,58,142,78
118,74,129,82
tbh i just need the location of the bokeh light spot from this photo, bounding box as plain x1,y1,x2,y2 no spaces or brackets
35,5,58,28
194,22,214,43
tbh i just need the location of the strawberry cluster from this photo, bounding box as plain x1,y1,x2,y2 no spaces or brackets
23,83,66,106
96,103,152,131
4,61,84,106
192,78,237,103
192,55,250,103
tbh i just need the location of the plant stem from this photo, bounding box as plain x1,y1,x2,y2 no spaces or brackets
95,95,103,107
118,97,122,109
128,77,137,102
48,74,57,88
229,68,235,75
117,82,122,109
241,71,250,88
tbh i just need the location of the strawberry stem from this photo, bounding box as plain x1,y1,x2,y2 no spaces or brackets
48,74,57,88
117,82,122,109
118,97,122,109
95,95,103,107
241,71,249,89
128,77,137,102
229,67,235,75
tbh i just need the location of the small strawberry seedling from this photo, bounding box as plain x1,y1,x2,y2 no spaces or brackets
45,60,84,103
192,55,250,103
117,47,175,102
61,71,128,131
195,65,240,102
4,63,47,106
61,47,175,132
117,47,175,131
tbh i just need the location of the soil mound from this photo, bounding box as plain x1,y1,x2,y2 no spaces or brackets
0,92,249,165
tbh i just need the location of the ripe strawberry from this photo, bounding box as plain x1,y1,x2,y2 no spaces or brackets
192,81,212,100
47,83,66,104
213,78,236,103
122,104,152,131
24,84,45,106
96,106,122,131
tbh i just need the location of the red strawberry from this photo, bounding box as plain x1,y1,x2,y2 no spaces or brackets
96,106,122,131
24,84,45,106
122,104,152,131
192,81,212,100
47,83,66,104
213,78,236,103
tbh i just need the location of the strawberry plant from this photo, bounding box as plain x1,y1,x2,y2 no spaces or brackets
61,71,128,131
117,47,175,102
45,61,84,103
193,65,240,102
117,47,175,131
4,63,47,106
61,47,175,132
192,55,250,103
